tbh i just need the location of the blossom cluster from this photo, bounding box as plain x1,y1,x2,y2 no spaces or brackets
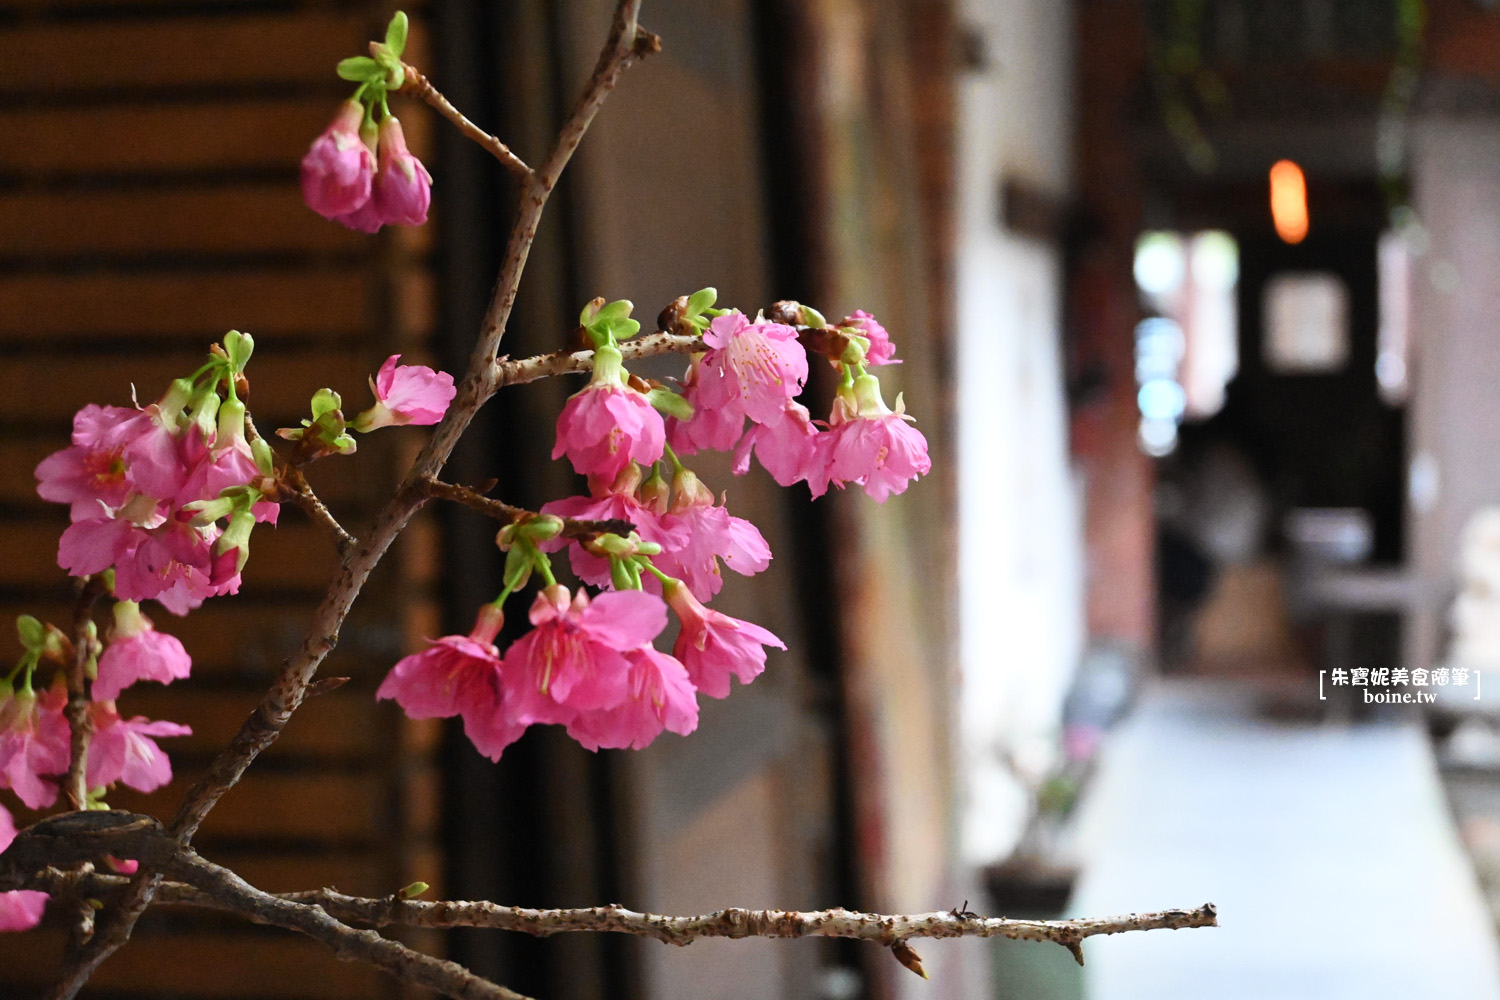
378,578,784,760
39,334,273,615
3,334,456,932
1,7,938,936
560,306,930,504
299,14,432,234
302,103,433,234
379,293,930,762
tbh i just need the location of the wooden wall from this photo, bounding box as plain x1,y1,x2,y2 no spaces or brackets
0,2,442,997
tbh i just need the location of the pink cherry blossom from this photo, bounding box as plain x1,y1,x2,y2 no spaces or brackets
120,402,192,500
34,404,142,519
552,361,665,482
86,704,191,795
665,356,745,457
109,516,240,615
0,803,47,932
732,399,824,492
665,582,785,699
41,384,272,613
335,197,385,234
823,381,931,503
371,117,434,227
840,310,901,366
300,100,376,220
697,312,808,424
566,646,698,751
541,490,689,592
376,605,526,761
355,355,457,431
93,601,193,702
501,585,667,726
173,429,259,511
653,471,771,601
0,684,69,811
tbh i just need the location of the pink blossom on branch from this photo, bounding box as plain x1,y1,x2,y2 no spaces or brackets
92,600,193,702
665,581,785,699
371,117,434,227
838,310,901,366
0,682,69,811
501,585,667,727
822,374,931,503
375,605,526,762
540,475,690,592
732,399,824,493
353,355,457,431
654,470,771,602
697,311,808,425
0,803,47,932
34,404,143,519
665,355,745,457
300,100,376,220
552,344,665,482
86,704,191,795
566,645,699,751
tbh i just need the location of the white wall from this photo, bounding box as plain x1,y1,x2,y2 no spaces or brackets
954,0,1085,866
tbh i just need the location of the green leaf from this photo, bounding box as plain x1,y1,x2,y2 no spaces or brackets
385,12,409,58
398,880,429,899
584,299,641,342
15,615,43,650
337,56,380,82
310,388,343,421
603,316,642,340
685,287,717,316
372,48,404,90
646,387,693,421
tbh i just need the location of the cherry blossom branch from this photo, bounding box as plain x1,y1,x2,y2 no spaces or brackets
396,62,531,183
42,7,659,997
415,477,636,539
492,330,702,387
40,9,662,998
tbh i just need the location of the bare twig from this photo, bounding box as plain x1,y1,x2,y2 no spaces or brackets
282,465,358,555
61,578,104,813
397,61,532,183
492,330,702,387
416,477,636,539
472,0,658,372
41,7,661,997
8,852,1216,972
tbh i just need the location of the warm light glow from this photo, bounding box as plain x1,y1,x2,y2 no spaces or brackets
1269,159,1309,244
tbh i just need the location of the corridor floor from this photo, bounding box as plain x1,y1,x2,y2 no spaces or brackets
1068,680,1500,999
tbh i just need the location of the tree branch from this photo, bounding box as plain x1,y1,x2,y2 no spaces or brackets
281,465,357,556
493,330,702,387
8,846,1216,974
3,814,530,1000
416,477,637,539
60,578,104,813
397,62,532,183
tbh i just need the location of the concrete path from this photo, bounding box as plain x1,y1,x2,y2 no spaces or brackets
1068,680,1500,1000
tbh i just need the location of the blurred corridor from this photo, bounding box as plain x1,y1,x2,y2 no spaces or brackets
1073,681,1500,1000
